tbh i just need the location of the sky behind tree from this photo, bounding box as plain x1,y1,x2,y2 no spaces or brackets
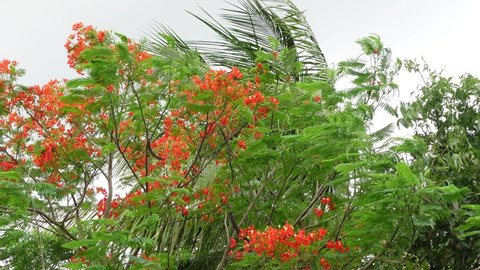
2,0,479,86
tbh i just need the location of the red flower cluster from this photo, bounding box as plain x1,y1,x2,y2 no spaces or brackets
237,140,247,150
227,198,348,268
228,67,243,80
70,256,88,265
64,22,102,72
232,223,328,262
326,240,349,253
0,158,17,171
135,51,152,62
244,91,265,108
32,141,57,170
313,197,335,219
313,95,322,103
314,207,324,218
0,59,17,75
320,257,330,270
320,197,335,211
0,78,98,175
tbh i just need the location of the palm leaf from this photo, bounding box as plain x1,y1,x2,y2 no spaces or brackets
146,0,328,80
144,22,196,56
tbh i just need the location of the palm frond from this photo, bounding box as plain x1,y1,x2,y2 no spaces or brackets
191,0,327,77
262,0,327,75
368,123,396,150
144,22,197,56
145,0,327,80
378,101,398,118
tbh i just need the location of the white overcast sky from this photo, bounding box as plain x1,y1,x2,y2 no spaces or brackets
2,0,479,85
1,0,479,132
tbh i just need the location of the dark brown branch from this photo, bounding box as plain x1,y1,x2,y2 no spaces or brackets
27,207,77,240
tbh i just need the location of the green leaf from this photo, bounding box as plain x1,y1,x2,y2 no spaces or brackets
356,34,383,55
0,171,22,181
60,106,83,114
33,182,58,196
115,33,129,43
296,81,330,92
101,142,116,155
63,239,97,249
395,162,418,187
184,102,215,113
66,78,96,88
